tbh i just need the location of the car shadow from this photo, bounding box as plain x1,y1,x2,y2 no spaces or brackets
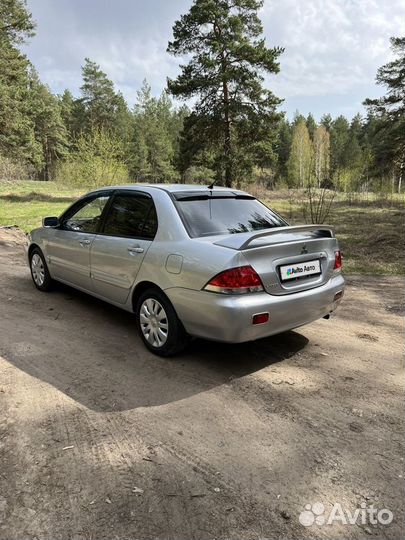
3,276,309,412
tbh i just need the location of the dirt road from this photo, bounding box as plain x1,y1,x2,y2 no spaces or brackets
0,227,404,539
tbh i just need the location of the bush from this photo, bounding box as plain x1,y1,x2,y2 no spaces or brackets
56,128,130,188
0,154,33,182
56,158,129,189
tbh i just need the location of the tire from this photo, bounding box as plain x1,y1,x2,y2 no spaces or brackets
135,288,189,357
29,247,53,292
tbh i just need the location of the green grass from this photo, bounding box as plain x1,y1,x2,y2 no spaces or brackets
1,181,404,275
0,181,83,232
267,194,405,275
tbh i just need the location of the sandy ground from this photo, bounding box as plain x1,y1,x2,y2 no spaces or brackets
0,227,404,540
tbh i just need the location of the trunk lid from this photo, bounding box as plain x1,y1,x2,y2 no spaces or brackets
212,225,339,296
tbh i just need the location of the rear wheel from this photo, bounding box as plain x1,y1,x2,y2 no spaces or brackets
136,288,189,357
30,248,53,291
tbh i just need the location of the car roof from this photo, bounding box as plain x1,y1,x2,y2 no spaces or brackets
90,183,248,195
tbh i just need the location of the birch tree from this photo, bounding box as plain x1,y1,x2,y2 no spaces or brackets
313,125,330,188
287,119,312,187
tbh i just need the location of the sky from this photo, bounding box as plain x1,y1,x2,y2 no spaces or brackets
23,0,405,120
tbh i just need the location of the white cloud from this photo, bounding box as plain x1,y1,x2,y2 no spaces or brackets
24,0,405,117
24,0,189,102
261,0,405,101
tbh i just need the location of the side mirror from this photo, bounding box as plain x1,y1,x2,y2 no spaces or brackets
43,216,59,228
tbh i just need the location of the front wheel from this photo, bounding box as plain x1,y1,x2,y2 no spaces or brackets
29,247,53,291
135,288,189,357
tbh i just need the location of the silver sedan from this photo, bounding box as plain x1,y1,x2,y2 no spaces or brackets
27,184,345,356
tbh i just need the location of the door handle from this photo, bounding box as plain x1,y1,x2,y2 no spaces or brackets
128,246,144,255
79,238,91,246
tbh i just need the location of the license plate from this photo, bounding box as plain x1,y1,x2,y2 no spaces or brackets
280,259,321,281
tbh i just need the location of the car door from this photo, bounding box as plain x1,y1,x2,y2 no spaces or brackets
46,192,111,290
90,191,158,304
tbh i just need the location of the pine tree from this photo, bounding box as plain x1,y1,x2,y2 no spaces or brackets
79,58,123,133
167,0,283,187
345,115,363,171
320,113,332,132
364,36,405,192
0,0,40,167
29,69,69,180
114,91,133,143
292,111,306,127
306,113,317,140
274,117,292,180
330,115,350,183
0,0,35,45
129,80,178,182
58,89,76,144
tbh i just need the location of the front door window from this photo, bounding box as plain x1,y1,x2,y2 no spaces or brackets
63,195,109,233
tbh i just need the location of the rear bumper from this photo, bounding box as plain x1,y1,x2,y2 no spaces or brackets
165,273,345,343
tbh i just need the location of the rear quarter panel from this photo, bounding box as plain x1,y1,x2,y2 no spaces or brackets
136,238,247,292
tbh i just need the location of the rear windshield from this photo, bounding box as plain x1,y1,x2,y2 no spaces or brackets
173,193,287,238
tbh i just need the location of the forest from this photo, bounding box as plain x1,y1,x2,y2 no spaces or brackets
0,0,404,196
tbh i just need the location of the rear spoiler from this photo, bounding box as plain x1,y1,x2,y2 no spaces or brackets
213,224,335,250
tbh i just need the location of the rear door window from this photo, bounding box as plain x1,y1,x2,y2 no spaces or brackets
174,193,286,237
102,192,158,239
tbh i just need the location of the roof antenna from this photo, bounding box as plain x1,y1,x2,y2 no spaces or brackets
207,179,216,190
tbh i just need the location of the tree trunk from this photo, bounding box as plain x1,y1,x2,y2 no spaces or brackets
214,20,232,188
223,79,232,188
398,146,404,194
44,135,50,181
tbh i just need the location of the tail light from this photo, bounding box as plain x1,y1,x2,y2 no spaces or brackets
334,250,342,271
203,265,264,294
